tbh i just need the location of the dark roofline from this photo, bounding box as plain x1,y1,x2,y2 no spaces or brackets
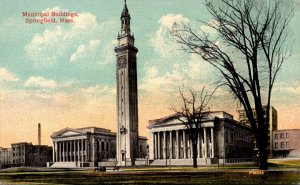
11,142,32,145
217,117,253,132
274,129,300,132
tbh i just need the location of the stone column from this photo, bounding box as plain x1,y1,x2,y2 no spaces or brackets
69,141,72,161
163,132,166,159
67,141,70,162
158,132,161,159
108,141,111,158
183,130,186,159
73,140,76,162
62,141,66,162
59,142,62,162
169,131,173,159
55,141,58,162
154,132,157,159
77,140,80,162
66,141,69,162
197,132,201,158
204,127,207,158
80,139,83,163
103,142,106,159
85,139,88,162
52,142,55,162
99,139,102,161
211,127,214,158
176,130,179,159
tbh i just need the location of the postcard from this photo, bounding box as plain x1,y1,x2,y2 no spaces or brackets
0,0,299,184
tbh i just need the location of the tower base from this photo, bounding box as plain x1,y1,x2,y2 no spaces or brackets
117,158,135,167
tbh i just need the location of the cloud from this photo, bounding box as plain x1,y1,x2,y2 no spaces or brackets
25,26,66,68
150,14,190,58
0,83,117,147
273,82,300,95
201,20,219,35
70,39,101,63
25,7,117,68
24,76,57,89
0,67,19,82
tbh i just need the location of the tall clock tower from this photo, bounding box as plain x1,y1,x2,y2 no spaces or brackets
114,0,138,166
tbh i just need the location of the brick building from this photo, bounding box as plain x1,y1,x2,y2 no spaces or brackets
273,129,300,158
0,147,12,168
11,142,52,167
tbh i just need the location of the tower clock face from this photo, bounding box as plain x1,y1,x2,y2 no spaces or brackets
118,58,126,68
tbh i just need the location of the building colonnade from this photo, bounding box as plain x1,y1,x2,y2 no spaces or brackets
152,127,214,160
52,138,111,163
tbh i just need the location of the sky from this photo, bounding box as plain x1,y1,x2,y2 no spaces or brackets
0,0,300,148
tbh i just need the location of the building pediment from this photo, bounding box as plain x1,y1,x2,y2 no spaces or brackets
60,130,81,136
51,128,81,138
148,111,233,128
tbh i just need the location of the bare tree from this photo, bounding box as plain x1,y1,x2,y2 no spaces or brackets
171,0,295,170
170,86,214,168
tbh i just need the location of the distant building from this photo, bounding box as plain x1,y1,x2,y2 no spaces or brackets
148,111,255,166
0,147,12,168
49,127,147,168
238,106,278,157
273,129,300,158
11,142,52,167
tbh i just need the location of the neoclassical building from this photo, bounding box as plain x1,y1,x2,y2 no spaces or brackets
148,111,255,166
49,127,147,168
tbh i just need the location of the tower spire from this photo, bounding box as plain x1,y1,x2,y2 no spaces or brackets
122,0,129,17
120,0,131,35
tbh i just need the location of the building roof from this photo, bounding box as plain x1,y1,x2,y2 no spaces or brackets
51,126,148,140
51,126,115,138
148,111,234,127
11,142,32,146
274,129,300,132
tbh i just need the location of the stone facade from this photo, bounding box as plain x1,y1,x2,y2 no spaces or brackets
273,129,300,158
0,147,12,168
148,111,254,166
49,127,147,168
115,1,139,166
11,142,52,167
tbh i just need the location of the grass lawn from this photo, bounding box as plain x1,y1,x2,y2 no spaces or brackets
0,168,300,185
268,159,300,167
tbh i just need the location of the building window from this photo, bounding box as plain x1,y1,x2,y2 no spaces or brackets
286,133,289,138
286,142,289,148
275,134,278,139
275,142,278,149
281,142,284,148
280,133,284,139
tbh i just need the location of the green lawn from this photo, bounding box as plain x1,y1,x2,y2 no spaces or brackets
0,169,300,185
268,159,300,167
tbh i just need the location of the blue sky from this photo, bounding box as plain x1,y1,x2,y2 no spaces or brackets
0,0,300,147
